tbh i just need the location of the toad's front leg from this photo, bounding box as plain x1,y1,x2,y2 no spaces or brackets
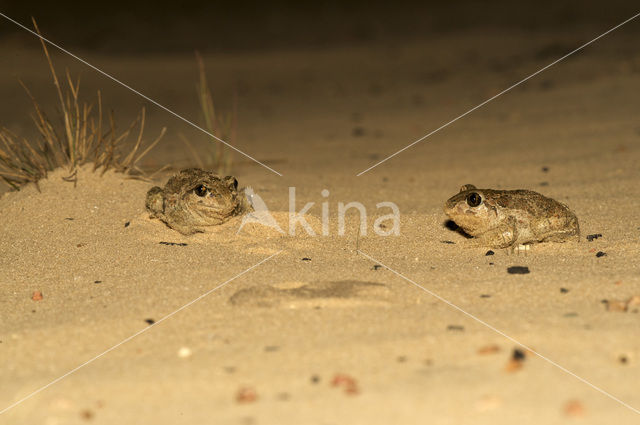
476,217,518,249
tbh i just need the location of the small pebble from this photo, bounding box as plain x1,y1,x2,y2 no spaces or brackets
440,240,455,244
485,250,494,256
563,400,585,418
372,264,382,270
235,387,258,403
301,257,312,262
144,318,155,325
447,325,464,332
177,347,192,358
31,291,43,301
124,221,130,228
310,375,320,384
595,251,606,258
507,266,530,274
352,127,365,137
586,233,602,242
477,344,501,355
94,280,102,284
331,374,359,395
560,287,569,294
505,348,526,372
541,166,549,172
618,355,629,364
480,294,492,298
159,241,188,246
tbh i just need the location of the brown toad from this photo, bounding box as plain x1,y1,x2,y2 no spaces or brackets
444,184,579,248
145,168,252,235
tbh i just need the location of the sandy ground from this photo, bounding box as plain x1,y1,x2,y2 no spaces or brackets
1,25,640,424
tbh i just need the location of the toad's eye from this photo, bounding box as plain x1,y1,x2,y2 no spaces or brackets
194,185,208,197
466,192,482,207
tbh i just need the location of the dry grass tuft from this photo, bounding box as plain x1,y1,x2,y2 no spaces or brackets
0,20,165,191
180,52,236,175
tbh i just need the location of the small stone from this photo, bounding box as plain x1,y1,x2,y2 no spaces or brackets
235,387,258,403
331,374,359,395
31,291,43,301
627,295,640,307
440,240,455,244
301,257,312,262
605,300,627,312
477,344,501,355
124,221,130,228
480,294,492,298
144,318,155,325
586,233,602,242
505,348,526,372
94,280,102,284
507,266,530,274
541,166,549,173
560,287,569,294
595,251,606,258
372,264,382,270
177,347,192,358
352,126,365,137
563,400,585,418
310,375,321,384
485,250,495,256
447,325,464,332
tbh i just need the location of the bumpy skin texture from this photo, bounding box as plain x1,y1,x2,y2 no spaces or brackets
145,168,252,235
443,184,579,249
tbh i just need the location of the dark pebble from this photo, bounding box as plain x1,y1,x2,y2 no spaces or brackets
302,257,312,261
480,294,492,298
94,280,102,284
539,182,549,186
372,264,382,270
619,355,628,364
586,233,602,242
310,375,320,384
541,166,549,173
507,266,530,274
485,250,495,256
447,325,465,332
560,287,569,294
145,318,155,325
441,240,455,244
352,126,365,137
124,221,130,228
65,217,74,221
489,262,494,265
596,251,606,258
159,241,188,246
512,348,526,361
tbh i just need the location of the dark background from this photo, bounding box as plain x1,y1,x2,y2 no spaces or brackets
1,1,638,53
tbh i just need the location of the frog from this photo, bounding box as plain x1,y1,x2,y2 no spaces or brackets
145,168,252,235
443,184,579,248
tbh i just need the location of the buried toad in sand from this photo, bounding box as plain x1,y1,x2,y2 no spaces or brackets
145,168,252,235
444,184,579,249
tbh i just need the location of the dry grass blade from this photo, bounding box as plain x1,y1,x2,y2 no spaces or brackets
0,19,164,191
190,52,235,175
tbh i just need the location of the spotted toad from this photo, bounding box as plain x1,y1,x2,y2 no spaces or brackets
145,168,252,235
444,184,579,248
